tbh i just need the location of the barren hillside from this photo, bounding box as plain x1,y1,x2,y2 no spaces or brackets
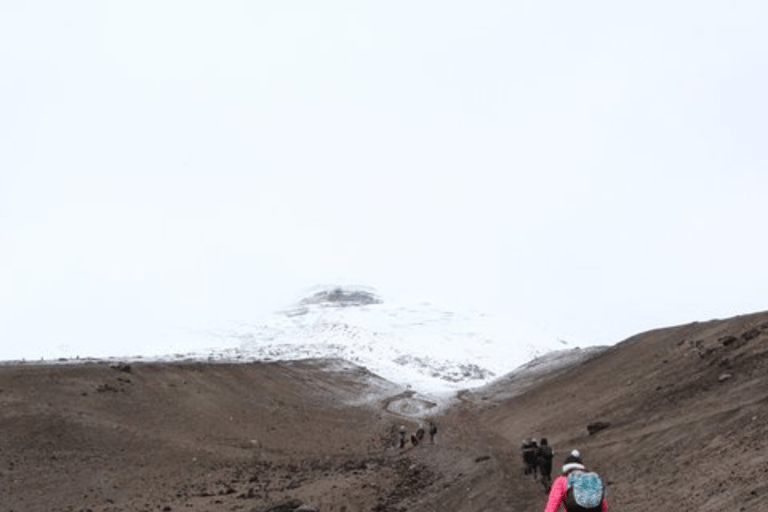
476,310,768,511
1,310,767,512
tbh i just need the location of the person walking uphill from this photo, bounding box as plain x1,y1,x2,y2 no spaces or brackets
537,438,554,491
543,450,608,512
398,425,407,449
411,423,425,448
521,438,539,477
428,421,438,444
416,423,426,443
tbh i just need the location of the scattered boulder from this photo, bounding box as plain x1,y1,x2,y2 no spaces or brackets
252,499,304,512
718,373,733,383
587,421,610,435
741,329,760,342
96,383,119,393
719,336,738,347
294,505,319,512
474,455,491,463
109,362,132,373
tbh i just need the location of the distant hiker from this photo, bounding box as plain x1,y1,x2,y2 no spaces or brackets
543,450,607,512
428,421,438,444
521,438,533,474
530,439,540,478
537,438,555,491
522,438,539,477
411,433,419,447
398,425,407,449
416,423,426,443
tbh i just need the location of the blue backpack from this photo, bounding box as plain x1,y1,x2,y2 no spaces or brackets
564,470,604,511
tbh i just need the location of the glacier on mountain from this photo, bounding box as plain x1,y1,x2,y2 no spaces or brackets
203,286,573,394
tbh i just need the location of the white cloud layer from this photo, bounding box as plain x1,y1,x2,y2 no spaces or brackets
2,1,767,360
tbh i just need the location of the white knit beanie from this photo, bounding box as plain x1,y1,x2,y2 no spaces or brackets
562,449,586,473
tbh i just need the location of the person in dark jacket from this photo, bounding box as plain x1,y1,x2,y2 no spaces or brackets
415,423,425,443
398,425,406,449
428,421,438,444
537,438,555,491
521,438,539,477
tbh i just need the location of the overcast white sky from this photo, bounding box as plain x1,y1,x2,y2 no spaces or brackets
2,1,767,361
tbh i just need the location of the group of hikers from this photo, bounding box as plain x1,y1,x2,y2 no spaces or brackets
521,437,608,511
398,421,438,448
521,437,555,489
395,424,607,511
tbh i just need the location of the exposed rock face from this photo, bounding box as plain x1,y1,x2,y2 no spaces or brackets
255,499,303,512
392,355,495,382
299,288,383,307
294,505,319,512
587,421,610,435
109,361,132,373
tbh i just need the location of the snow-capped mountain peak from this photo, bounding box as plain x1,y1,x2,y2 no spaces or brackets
205,286,570,395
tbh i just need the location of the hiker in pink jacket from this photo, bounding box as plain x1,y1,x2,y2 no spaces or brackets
543,450,608,512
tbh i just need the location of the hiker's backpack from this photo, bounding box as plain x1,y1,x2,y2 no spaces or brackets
564,471,604,512
429,424,438,435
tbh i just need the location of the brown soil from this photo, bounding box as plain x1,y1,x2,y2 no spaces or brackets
2,310,767,512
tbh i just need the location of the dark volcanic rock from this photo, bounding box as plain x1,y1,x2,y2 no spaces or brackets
109,362,132,373
299,288,382,307
741,328,760,341
254,499,304,512
587,421,610,435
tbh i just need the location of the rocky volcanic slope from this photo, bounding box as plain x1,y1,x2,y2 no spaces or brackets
477,309,768,512
1,310,767,512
